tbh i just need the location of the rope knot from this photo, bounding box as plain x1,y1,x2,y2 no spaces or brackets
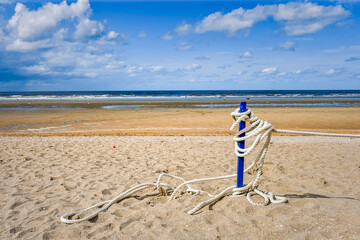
232,187,245,196
157,185,167,196
251,182,259,190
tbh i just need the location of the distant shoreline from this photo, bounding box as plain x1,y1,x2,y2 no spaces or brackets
0,98,360,109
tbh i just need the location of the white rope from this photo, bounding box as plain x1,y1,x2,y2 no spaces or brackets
274,129,360,137
60,106,360,223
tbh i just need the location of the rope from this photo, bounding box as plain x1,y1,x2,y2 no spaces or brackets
60,107,360,223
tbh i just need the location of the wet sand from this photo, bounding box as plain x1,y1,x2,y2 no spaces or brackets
0,102,360,136
1,98,359,109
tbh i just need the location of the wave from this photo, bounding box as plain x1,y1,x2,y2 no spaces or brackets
0,90,359,101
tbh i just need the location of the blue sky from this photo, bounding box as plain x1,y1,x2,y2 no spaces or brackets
0,0,359,91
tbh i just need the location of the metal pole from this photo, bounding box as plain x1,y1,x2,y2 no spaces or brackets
236,102,246,188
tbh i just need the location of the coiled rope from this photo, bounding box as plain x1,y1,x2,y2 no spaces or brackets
60,107,360,223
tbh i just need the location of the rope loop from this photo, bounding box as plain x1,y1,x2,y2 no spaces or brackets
60,106,360,223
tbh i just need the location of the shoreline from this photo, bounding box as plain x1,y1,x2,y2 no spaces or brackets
1,98,360,109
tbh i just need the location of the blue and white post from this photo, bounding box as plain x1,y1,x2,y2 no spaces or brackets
236,102,247,188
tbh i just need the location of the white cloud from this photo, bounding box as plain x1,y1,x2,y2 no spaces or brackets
192,2,349,36
234,71,244,76
85,72,98,78
4,0,120,51
137,31,147,38
274,2,350,36
20,40,125,79
6,38,53,51
105,61,125,69
326,68,342,75
107,31,118,39
175,23,192,35
279,41,296,51
195,5,273,34
7,0,90,41
126,66,144,74
184,63,201,71
262,67,277,74
161,32,173,40
241,51,252,58
74,18,105,40
96,32,126,45
177,41,191,50
23,62,48,73
151,65,164,72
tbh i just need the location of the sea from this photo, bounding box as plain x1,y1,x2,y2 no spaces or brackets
0,90,359,108
1,90,360,101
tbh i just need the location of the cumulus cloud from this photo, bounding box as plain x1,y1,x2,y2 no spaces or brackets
325,68,342,75
74,18,105,40
195,5,273,34
273,2,350,36
0,0,126,83
175,23,192,35
279,41,296,51
7,0,90,42
190,2,350,36
151,65,164,72
21,44,118,78
184,63,201,71
3,0,120,51
105,60,125,69
241,51,252,58
161,32,173,40
262,67,277,74
96,32,126,45
6,38,54,51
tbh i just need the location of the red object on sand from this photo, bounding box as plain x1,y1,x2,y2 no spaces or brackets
246,97,250,100
113,146,116,148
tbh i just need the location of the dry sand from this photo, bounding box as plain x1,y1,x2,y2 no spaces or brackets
1,135,360,239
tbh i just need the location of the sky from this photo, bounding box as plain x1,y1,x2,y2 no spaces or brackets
0,0,359,91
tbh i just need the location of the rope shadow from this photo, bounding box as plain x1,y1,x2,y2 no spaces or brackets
283,193,358,201
69,191,163,223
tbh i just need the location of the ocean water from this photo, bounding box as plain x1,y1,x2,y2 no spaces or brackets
0,90,359,101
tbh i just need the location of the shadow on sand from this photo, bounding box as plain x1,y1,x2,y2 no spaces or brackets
283,193,358,201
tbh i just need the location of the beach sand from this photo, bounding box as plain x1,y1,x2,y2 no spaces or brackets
0,104,360,239
0,136,359,239
1,105,360,136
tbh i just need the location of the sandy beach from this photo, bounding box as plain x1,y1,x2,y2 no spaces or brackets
0,102,359,239
0,103,360,239
1,99,360,136
1,0,359,238
0,135,359,239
